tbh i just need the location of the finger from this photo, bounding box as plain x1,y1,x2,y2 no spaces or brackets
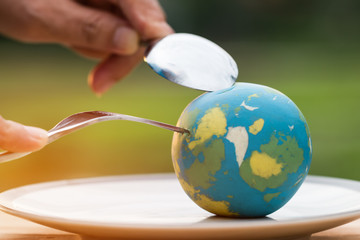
75,0,114,10
114,0,174,40
0,116,48,153
22,0,139,55
71,45,110,60
88,47,145,95
76,0,123,16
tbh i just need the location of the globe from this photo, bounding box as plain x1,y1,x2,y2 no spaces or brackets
171,82,312,217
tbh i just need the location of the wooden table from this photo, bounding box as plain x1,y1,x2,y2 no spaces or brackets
1,211,359,240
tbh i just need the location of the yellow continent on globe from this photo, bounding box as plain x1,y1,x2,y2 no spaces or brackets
178,177,238,217
249,151,283,179
249,118,265,135
188,107,227,150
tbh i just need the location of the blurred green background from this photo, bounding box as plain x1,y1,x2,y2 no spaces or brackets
1,0,359,191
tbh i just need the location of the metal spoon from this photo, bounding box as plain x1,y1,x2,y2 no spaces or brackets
144,33,238,91
0,111,189,164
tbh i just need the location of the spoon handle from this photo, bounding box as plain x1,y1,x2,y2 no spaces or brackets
0,111,189,164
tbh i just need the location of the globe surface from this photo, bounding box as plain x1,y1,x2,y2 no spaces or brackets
172,82,312,217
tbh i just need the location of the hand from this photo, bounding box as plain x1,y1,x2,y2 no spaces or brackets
0,115,48,153
0,0,173,95
0,0,172,152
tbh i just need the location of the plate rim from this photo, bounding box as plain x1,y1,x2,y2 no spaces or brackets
1,173,360,238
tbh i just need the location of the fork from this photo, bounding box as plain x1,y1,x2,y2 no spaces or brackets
0,111,189,164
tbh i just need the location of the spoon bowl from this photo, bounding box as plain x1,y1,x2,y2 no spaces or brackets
144,33,238,91
0,111,189,164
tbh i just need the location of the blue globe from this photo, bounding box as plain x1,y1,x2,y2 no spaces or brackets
172,82,312,217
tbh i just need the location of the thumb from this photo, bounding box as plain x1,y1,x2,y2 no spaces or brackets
0,116,48,153
23,0,139,55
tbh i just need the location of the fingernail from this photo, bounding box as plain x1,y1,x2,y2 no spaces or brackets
25,126,48,149
113,27,139,54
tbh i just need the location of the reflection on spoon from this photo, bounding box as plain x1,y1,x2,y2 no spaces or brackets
145,33,238,91
0,111,189,164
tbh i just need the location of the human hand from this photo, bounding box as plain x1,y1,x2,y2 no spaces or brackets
0,0,173,95
0,0,172,152
0,115,48,153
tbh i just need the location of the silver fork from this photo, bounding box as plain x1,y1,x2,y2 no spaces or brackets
0,111,189,164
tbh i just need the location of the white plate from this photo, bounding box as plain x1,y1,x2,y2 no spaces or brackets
1,174,360,240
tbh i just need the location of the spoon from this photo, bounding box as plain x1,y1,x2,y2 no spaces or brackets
144,33,238,91
0,111,189,164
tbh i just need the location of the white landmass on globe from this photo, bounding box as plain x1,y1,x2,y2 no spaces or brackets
240,101,259,111
226,126,248,168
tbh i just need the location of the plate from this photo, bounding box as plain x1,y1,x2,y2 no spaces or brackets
1,174,360,240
